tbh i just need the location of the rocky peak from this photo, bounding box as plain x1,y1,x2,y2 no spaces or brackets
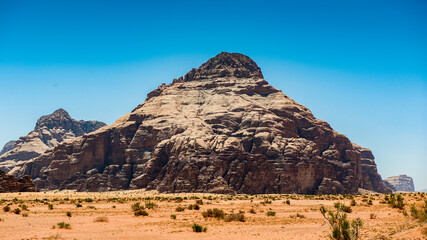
35,108,72,129
183,52,264,81
0,109,106,173
0,141,16,155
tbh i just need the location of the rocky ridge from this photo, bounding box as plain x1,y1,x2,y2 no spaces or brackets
0,109,106,172
0,169,36,193
14,52,391,194
384,175,415,192
0,141,16,155
353,144,390,193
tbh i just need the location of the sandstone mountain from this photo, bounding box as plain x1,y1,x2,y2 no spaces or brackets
0,109,106,172
0,169,36,193
14,52,391,194
0,141,16,155
384,175,415,192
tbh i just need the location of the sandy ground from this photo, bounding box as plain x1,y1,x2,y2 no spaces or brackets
0,190,425,240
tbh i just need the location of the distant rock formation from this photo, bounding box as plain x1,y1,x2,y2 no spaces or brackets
384,175,415,192
0,169,36,192
0,109,106,172
14,52,391,194
0,141,16,155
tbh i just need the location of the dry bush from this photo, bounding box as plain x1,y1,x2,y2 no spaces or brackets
93,216,109,222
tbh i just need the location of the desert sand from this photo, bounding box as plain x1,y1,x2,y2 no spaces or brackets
0,190,425,240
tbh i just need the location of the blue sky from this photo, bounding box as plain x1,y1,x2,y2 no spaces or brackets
0,0,426,190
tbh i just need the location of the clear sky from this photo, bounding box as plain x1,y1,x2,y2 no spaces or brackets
0,0,426,190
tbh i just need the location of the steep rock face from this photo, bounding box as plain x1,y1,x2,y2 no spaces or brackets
383,181,397,192
353,144,391,193
0,141,16,155
0,109,106,172
15,52,389,194
0,169,36,193
384,175,415,192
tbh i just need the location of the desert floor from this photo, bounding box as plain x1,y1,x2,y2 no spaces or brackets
0,190,425,240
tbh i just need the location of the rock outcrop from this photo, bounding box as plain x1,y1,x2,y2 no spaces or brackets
353,144,391,193
0,141,16,155
384,175,415,192
0,169,36,193
14,52,390,194
0,109,106,172
383,181,397,192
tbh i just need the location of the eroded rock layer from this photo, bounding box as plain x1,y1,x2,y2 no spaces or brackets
353,144,390,193
0,109,106,172
15,52,390,194
0,169,36,193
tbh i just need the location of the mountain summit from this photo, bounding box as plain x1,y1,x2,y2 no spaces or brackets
0,109,106,172
183,52,264,81
14,53,390,194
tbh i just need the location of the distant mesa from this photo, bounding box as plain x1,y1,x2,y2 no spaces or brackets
13,52,391,194
383,175,415,192
0,108,106,173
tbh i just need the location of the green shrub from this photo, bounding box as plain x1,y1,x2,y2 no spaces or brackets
192,223,207,232
201,208,225,219
350,199,356,206
85,198,94,202
48,204,54,210
131,202,143,211
66,211,72,217
134,209,149,216
175,206,185,212
3,205,10,212
57,222,71,229
188,204,200,210
249,208,256,214
286,200,291,205
145,201,157,209
76,203,82,208
19,204,28,211
320,204,363,240
410,200,427,223
266,211,276,217
22,213,28,217
388,194,404,210
12,208,21,214
224,213,245,222
170,214,177,219
290,213,305,219
334,202,352,213
196,199,203,205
